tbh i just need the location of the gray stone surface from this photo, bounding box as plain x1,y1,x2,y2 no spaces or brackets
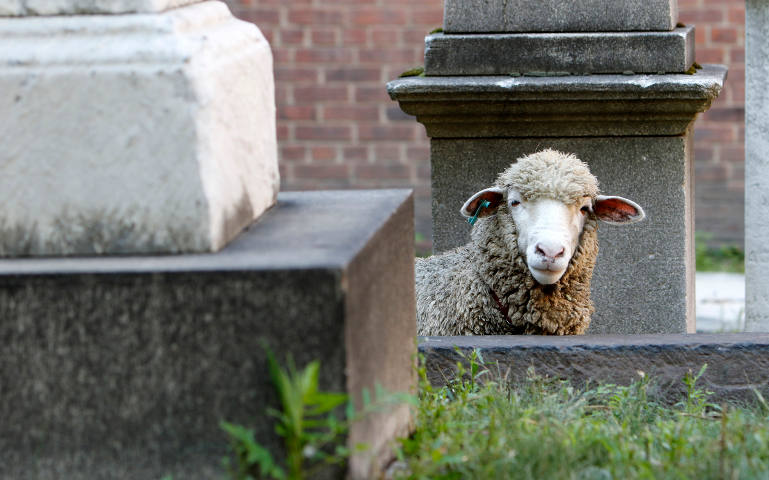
746,0,769,332
388,65,727,137
443,0,678,33
425,28,694,76
419,334,769,403
430,137,693,334
0,189,416,480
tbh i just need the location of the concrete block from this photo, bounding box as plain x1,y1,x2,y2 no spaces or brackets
424,28,694,76
444,0,678,33
430,137,693,334
746,0,769,332
0,1,279,255
0,0,200,15
0,189,416,480
420,334,769,404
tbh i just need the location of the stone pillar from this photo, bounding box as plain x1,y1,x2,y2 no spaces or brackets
0,0,279,255
389,0,725,334
746,0,769,331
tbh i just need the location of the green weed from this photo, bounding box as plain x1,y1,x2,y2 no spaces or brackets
221,348,409,480
221,349,349,480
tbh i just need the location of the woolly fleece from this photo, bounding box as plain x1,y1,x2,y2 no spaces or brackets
416,149,601,335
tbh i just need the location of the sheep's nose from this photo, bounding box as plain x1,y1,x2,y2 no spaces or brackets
535,242,565,261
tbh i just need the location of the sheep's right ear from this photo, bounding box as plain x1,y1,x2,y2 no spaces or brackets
593,195,645,225
460,187,505,219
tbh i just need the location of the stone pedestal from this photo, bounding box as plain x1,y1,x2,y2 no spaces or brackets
389,0,725,333
746,0,769,331
0,189,416,480
0,1,279,255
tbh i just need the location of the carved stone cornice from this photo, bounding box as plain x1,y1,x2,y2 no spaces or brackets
387,65,727,137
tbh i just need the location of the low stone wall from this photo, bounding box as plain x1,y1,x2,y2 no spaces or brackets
420,334,769,404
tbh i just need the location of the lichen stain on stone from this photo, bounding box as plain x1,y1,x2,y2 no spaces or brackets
0,209,205,257
0,219,39,256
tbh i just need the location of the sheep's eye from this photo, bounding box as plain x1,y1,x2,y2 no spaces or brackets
580,205,590,215
509,200,521,207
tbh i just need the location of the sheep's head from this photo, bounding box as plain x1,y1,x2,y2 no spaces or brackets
461,149,645,285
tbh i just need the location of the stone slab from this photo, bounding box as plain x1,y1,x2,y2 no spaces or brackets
443,0,678,33
0,189,416,480
420,334,769,404
430,136,694,334
746,0,769,332
424,28,694,76
0,0,199,15
0,1,279,255
388,65,727,137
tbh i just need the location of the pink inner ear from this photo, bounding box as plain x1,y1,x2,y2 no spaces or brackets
595,198,638,222
467,190,504,216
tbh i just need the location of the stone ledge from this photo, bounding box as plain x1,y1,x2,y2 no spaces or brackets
419,334,769,403
388,64,726,137
443,0,678,33
424,28,694,76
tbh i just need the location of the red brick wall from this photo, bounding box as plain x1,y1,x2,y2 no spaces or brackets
681,0,745,247
228,0,745,251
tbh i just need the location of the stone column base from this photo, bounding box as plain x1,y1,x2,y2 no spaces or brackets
0,190,416,480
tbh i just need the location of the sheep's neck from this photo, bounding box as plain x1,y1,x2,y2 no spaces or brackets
473,215,599,334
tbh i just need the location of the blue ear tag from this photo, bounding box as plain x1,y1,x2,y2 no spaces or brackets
468,200,491,225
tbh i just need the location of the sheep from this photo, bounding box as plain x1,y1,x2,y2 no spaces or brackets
416,149,645,336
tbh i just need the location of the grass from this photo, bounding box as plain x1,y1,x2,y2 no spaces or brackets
392,351,769,479
223,349,769,479
696,231,745,273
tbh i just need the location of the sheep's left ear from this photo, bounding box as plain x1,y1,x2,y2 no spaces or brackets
460,187,505,219
593,195,645,225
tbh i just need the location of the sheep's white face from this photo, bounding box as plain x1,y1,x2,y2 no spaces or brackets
461,186,645,286
507,190,593,285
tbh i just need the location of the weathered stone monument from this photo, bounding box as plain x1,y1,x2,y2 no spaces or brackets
746,0,769,331
0,2,416,478
0,0,279,255
389,0,726,334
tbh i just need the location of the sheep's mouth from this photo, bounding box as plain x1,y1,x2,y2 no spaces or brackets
532,265,562,273
529,265,567,285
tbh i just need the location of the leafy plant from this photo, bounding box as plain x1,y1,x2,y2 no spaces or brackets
222,348,411,480
222,349,349,480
